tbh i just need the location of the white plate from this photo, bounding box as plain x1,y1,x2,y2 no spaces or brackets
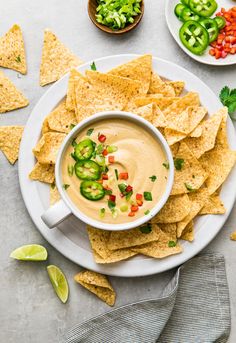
165,0,236,66
18,54,236,277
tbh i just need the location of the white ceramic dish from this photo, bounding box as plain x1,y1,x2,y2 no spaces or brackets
41,111,174,231
165,0,236,66
18,54,236,277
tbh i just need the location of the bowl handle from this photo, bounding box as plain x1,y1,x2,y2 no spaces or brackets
41,200,72,229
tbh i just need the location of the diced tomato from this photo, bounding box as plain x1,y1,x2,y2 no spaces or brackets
102,149,108,156
109,194,116,202
209,48,216,56
221,51,228,58
125,185,133,193
98,134,106,143
215,49,222,59
230,47,236,54
136,200,143,207
102,174,108,180
108,156,115,163
119,172,128,180
136,193,143,200
131,205,139,212
128,211,135,217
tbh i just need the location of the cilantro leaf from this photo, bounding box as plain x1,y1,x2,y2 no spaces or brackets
174,158,185,171
219,86,230,105
90,62,97,71
149,175,157,182
219,86,236,120
168,240,176,248
140,223,152,234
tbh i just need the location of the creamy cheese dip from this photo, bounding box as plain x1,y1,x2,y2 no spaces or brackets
61,118,168,224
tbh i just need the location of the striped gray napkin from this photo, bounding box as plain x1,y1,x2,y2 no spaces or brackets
62,254,230,343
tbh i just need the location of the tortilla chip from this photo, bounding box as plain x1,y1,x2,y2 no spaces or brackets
230,231,236,241
166,107,189,134
107,224,160,251
0,125,24,164
151,104,167,128
43,100,77,133
39,29,83,86
87,226,136,263
181,221,194,242
0,71,29,113
199,192,225,215
0,24,27,74
150,84,175,97
66,69,87,111
163,92,200,117
166,81,185,96
133,103,154,122
33,132,66,164
164,129,186,146
170,143,180,156
177,189,208,237
159,223,177,242
50,184,61,205
184,108,224,159
29,162,55,183
108,54,152,94
152,194,191,223
189,124,203,138
74,270,116,306
135,96,179,111
74,71,140,122
171,142,208,195
200,148,236,195
215,108,229,149
132,229,183,258
148,73,164,93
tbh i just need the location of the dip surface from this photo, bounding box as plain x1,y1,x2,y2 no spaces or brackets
61,118,168,224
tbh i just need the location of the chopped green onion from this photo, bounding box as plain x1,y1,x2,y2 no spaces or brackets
120,203,128,212
149,175,157,182
144,192,152,201
96,144,104,155
63,184,70,190
108,200,116,210
111,208,118,219
115,169,119,180
118,183,127,193
174,158,185,171
99,208,106,218
184,183,195,192
107,145,118,153
90,62,97,71
168,241,176,248
126,191,133,201
140,223,152,234
163,162,169,170
144,210,150,215
86,128,94,136
67,165,74,176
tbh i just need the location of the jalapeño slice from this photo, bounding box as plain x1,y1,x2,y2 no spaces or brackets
179,20,209,55
214,16,226,30
181,8,200,21
199,18,218,43
174,4,186,20
189,0,217,17
80,181,105,201
74,160,101,180
74,139,95,160
180,0,190,6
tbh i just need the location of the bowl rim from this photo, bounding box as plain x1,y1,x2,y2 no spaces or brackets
55,110,174,231
87,0,145,35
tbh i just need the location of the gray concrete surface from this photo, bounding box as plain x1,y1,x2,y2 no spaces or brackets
0,0,236,342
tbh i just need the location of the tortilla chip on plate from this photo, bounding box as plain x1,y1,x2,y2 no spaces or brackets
132,229,183,259
66,68,87,112
74,270,116,306
0,24,27,74
149,84,175,97
199,192,225,215
107,224,160,251
163,92,200,117
159,223,177,242
180,220,194,242
43,100,77,134
177,189,209,237
33,132,66,164
184,108,224,159
0,71,29,113
135,96,179,111
148,73,164,93
50,184,61,205
171,142,208,195
189,124,203,138
108,54,152,94
215,108,229,149
152,194,191,223
74,71,140,122
39,29,83,86
87,226,136,264
166,81,185,96
133,103,154,122
0,125,24,164
29,162,55,183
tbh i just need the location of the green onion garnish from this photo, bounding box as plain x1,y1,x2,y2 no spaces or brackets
115,169,118,180
174,158,185,171
140,223,152,234
184,183,195,192
90,62,97,71
168,241,176,248
144,210,150,215
100,208,106,218
86,128,94,136
67,165,74,176
107,145,118,153
163,162,169,170
144,192,152,201
63,184,70,190
149,175,157,182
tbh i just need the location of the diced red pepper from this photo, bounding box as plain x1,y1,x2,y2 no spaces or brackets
125,185,133,193
131,205,139,212
128,211,135,217
136,193,143,200
108,156,115,163
109,194,116,202
102,174,108,180
102,149,108,156
119,172,128,180
136,200,143,207
209,48,216,56
230,47,236,54
221,51,228,58
98,134,106,143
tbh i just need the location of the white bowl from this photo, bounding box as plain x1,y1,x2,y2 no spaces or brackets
41,111,174,231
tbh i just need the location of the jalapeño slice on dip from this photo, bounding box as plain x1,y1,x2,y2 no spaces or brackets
61,118,169,224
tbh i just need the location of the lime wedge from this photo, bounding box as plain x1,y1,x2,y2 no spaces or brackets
10,244,48,261
47,265,69,303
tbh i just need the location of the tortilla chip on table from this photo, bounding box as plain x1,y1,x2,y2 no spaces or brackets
0,126,24,164
0,71,29,113
33,132,66,164
39,29,83,86
74,270,116,306
29,162,55,184
0,24,27,74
